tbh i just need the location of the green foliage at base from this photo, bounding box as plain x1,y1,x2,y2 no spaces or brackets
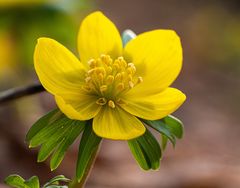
143,115,184,150
25,109,102,184
26,109,86,171
128,129,161,170
128,115,184,170
5,175,69,188
76,122,102,183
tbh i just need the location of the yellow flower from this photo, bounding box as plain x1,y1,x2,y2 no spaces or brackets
34,11,186,140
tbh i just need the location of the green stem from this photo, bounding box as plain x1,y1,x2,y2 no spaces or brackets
69,142,101,188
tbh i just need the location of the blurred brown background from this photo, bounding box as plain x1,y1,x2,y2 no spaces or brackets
1,0,240,187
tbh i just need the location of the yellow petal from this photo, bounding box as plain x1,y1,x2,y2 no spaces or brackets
78,11,122,65
55,94,101,120
34,37,86,98
120,88,186,120
124,30,182,96
93,106,145,140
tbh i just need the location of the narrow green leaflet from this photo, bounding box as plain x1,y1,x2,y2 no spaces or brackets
76,122,102,183
5,175,28,188
26,109,86,171
143,115,184,149
28,110,66,147
161,135,168,151
50,121,85,170
5,175,69,188
143,119,176,146
163,115,184,139
45,186,67,188
24,176,40,188
4,175,39,188
37,121,73,162
128,129,162,170
26,109,60,142
128,139,150,170
43,175,70,188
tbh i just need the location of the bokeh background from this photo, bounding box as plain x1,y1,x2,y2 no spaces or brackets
1,0,240,187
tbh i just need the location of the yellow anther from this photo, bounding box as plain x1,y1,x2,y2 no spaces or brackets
117,83,125,91
118,56,124,61
127,67,133,74
106,66,112,74
87,69,95,75
100,85,108,92
108,58,113,65
83,55,141,97
82,85,92,92
88,59,96,68
128,74,133,81
118,57,127,68
104,55,112,65
95,67,105,75
122,60,127,68
100,54,107,62
128,63,135,67
114,59,120,64
96,97,107,105
128,63,136,73
115,73,122,81
113,63,120,70
101,55,110,65
85,76,91,83
98,73,104,81
129,81,134,88
106,75,114,84
108,100,116,108
137,76,143,84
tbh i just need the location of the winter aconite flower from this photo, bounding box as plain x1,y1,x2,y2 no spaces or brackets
34,11,186,140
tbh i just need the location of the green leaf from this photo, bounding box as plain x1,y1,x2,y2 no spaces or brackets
128,139,151,170
76,122,102,183
5,175,70,188
43,175,70,188
28,112,66,147
26,109,60,142
27,109,86,172
128,129,161,170
37,120,73,162
50,121,85,170
143,115,184,150
161,135,168,151
163,115,184,139
4,175,28,188
143,119,176,146
24,176,40,188
45,186,67,188
122,29,136,47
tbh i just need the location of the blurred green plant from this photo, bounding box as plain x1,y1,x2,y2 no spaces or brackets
0,0,94,76
5,174,70,188
189,5,240,73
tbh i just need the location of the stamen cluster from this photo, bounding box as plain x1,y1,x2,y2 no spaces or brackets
83,55,143,108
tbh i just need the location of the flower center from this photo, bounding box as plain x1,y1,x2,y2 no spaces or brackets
83,54,143,108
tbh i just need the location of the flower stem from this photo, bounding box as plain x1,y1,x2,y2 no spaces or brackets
69,145,101,188
0,83,45,104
